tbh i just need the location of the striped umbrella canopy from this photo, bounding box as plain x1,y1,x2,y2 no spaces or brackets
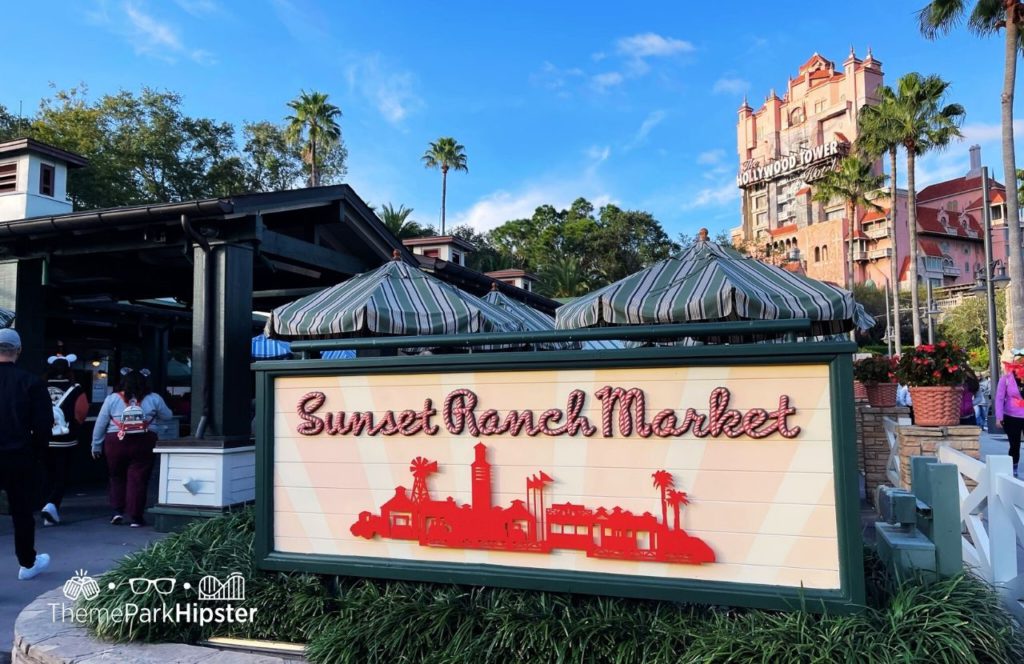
0,307,13,328
555,236,874,338
252,334,291,359
482,288,624,350
265,258,525,340
321,349,356,360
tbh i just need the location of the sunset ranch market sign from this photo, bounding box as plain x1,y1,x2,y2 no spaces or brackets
254,343,864,612
736,141,849,188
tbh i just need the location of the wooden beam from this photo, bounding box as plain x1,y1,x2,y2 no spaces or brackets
260,230,366,275
253,287,324,300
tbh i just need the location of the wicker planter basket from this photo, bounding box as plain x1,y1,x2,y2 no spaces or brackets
865,382,898,408
909,386,963,427
853,380,868,402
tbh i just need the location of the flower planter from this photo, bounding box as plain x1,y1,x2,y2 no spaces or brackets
908,386,963,427
853,380,868,402
864,382,897,408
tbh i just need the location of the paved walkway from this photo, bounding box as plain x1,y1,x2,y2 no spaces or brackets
0,487,166,660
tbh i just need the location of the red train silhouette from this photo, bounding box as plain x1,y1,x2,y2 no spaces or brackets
350,443,715,565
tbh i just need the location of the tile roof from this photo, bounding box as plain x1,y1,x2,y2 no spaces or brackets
915,206,983,239
860,210,886,223
916,175,1005,203
918,238,944,258
768,224,798,237
965,191,1005,210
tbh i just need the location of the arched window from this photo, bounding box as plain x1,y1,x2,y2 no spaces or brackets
822,245,829,261
814,247,821,262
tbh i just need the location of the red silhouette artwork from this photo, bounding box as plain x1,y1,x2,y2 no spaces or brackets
350,443,716,565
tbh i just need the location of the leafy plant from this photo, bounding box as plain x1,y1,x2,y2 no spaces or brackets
895,341,970,387
80,509,1024,663
854,354,897,385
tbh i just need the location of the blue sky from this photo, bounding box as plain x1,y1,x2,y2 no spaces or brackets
3,1,1018,239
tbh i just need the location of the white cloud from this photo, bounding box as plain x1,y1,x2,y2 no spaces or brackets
697,149,726,165
614,33,694,76
89,1,213,64
961,120,1024,144
624,110,667,150
530,61,585,93
585,145,611,165
616,33,694,58
345,54,424,124
681,183,739,210
712,77,750,95
451,185,615,233
591,51,607,62
591,71,624,92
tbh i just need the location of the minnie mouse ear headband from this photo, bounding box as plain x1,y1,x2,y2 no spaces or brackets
119,367,151,377
47,354,77,365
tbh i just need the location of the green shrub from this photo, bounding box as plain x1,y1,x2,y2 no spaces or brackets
80,509,1024,663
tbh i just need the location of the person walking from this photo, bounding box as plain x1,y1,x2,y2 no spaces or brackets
975,373,992,432
960,373,980,426
91,368,172,528
0,329,52,579
995,350,1024,478
42,353,88,526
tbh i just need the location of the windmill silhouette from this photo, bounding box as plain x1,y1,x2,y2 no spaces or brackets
409,456,438,503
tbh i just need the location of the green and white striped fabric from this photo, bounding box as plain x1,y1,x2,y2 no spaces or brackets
482,289,577,350
266,260,525,340
555,240,874,337
0,307,13,328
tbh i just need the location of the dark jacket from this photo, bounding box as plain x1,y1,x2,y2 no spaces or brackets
0,362,52,453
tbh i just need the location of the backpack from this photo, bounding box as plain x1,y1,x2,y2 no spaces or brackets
49,386,77,437
114,395,151,440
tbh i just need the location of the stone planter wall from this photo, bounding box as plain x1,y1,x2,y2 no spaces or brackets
895,424,981,490
855,404,910,503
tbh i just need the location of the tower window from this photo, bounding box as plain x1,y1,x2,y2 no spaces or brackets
0,162,16,193
39,163,55,197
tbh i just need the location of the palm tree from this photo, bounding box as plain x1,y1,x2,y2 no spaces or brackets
651,470,674,528
285,91,342,187
874,73,966,345
859,95,904,353
666,489,689,531
379,203,426,239
811,155,885,291
422,137,468,234
539,254,592,298
919,1,1024,350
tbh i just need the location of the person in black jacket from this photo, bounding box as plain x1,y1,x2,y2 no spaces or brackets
0,329,52,579
42,353,88,525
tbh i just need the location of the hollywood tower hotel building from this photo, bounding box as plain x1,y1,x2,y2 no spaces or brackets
731,50,1009,290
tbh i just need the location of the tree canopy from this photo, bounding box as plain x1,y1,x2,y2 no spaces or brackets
477,197,679,297
2,85,347,210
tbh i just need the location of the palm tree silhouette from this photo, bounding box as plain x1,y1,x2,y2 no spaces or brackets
422,137,468,234
285,90,342,187
666,489,690,531
651,470,674,528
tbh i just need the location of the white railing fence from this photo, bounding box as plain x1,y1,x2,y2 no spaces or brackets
937,446,1024,620
883,416,905,487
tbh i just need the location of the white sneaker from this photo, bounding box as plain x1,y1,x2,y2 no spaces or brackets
18,553,50,580
41,503,60,525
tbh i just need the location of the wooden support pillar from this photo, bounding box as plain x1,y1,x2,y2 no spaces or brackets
190,243,254,441
0,259,45,372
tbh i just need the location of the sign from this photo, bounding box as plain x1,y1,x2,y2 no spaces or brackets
255,344,863,612
737,141,849,188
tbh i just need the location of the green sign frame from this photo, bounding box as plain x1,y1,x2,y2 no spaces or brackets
254,340,863,613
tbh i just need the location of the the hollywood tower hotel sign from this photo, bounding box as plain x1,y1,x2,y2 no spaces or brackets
255,341,864,612
733,50,883,246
